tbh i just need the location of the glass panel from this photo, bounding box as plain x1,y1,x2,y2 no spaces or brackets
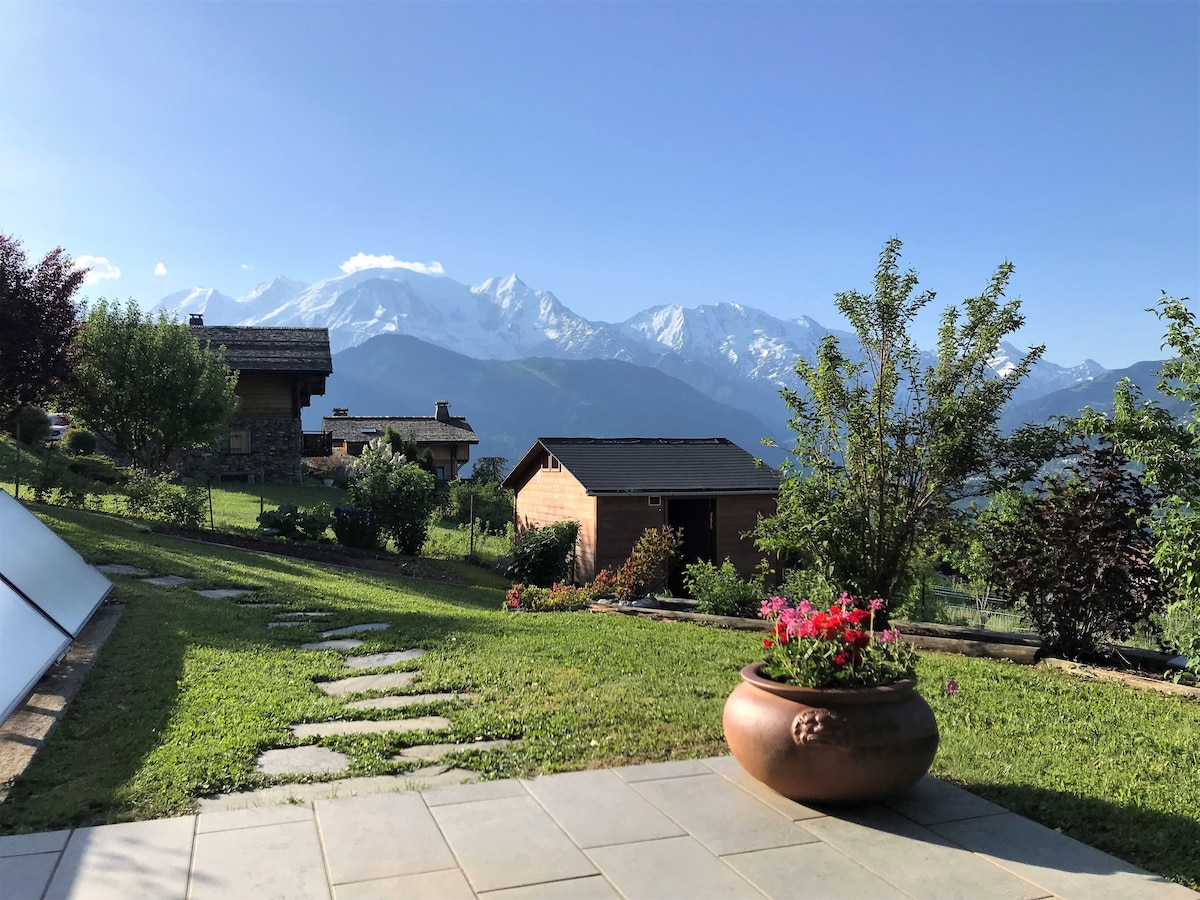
0,580,72,724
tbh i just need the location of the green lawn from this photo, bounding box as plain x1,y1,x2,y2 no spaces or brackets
2,503,1198,889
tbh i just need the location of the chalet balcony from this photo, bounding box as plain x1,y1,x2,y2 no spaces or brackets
302,431,333,457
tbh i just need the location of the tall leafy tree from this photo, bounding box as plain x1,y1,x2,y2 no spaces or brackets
757,238,1044,609
69,299,239,470
0,233,86,418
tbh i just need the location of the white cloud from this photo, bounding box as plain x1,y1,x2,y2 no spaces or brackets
75,255,121,285
240,263,252,270
154,262,167,276
339,253,444,276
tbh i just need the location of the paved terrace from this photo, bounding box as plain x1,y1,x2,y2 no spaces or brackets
1,757,1194,900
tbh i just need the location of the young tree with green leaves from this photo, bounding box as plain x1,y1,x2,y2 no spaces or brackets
0,233,86,419
348,439,439,555
69,299,239,471
756,238,1044,610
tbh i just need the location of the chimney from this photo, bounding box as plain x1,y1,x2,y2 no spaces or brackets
435,400,450,423
188,314,204,326
332,407,349,417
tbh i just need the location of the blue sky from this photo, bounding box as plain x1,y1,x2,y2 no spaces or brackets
2,1,1196,369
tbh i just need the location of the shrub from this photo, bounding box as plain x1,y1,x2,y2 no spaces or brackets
504,582,596,612
11,406,51,444
332,505,381,551
984,443,1167,659
65,453,126,486
60,427,97,456
683,558,766,617
615,525,683,602
447,478,513,535
1158,596,1200,682
122,471,206,529
258,504,332,540
504,520,580,587
347,440,439,555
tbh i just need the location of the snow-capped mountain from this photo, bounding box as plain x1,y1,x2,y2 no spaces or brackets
158,265,1108,427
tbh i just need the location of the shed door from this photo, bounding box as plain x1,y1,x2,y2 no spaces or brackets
667,497,716,597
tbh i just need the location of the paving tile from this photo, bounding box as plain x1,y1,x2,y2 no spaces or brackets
586,835,763,899
291,716,451,739
141,574,192,586
431,795,598,893
334,868,475,900
479,875,622,899
703,755,826,821
344,649,426,669
257,746,349,775
317,791,456,885
190,818,330,900
725,843,912,899
303,639,366,652
317,671,419,695
195,588,254,599
804,807,1050,900
0,829,70,857
198,775,433,813
0,852,60,899
319,623,390,638
929,812,1199,900
44,816,195,900
884,776,1007,825
524,769,685,848
612,759,712,783
393,738,513,760
346,692,468,711
197,803,315,834
421,778,529,808
630,773,818,856
94,563,147,575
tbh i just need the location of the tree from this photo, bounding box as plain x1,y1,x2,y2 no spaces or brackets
348,440,439,555
469,456,508,483
0,233,86,418
756,238,1044,610
69,299,239,470
382,424,435,474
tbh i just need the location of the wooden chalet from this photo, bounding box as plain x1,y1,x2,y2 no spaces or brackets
190,317,332,483
503,437,779,593
321,402,479,481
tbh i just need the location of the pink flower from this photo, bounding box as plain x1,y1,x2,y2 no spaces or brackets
869,598,885,612
944,678,960,696
878,628,902,643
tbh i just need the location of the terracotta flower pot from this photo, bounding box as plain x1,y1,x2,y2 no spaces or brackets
723,663,939,805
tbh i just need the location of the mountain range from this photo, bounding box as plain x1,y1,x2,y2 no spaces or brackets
159,266,1172,465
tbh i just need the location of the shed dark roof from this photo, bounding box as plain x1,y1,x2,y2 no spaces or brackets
322,416,478,445
190,326,332,374
505,437,779,495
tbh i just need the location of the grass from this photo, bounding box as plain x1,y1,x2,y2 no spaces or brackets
2,501,1199,888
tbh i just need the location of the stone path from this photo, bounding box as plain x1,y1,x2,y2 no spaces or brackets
140,574,192,587
257,746,349,775
345,649,425,669
393,739,513,761
93,563,147,576
301,638,364,651
291,716,452,739
346,692,470,710
195,588,254,600
319,623,389,638
317,670,420,696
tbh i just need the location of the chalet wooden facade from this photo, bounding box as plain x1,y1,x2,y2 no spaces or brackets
502,437,779,593
190,319,333,483
321,402,479,481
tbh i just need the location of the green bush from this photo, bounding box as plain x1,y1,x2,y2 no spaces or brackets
65,454,127,487
60,428,97,456
257,504,331,540
615,525,682,602
505,521,580,587
347,441,439,555
1158,596,1200,681
447,479,513,535
11,406,51,444
123,471,206,529
331,506,381,550
683,558,765,617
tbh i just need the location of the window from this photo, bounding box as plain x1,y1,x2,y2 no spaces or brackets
648,496,661,507
229,428,251,455
436,466,446,481
549,456,560,470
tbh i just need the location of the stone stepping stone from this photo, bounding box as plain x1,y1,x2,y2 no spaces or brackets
141,575,192,587
318,623,389,638
195,768,479,813
268,621,304,628
317,671,419,696
94,563,147,576
196,588,254,600
392,739,514,761
345,692,471,711
238,602,280,609
344,649,426,670
277,611,333,619
256,746,348,775
291,716,452,739
302,639,365,652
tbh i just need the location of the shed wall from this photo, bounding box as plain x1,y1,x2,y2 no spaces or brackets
512,467,596,582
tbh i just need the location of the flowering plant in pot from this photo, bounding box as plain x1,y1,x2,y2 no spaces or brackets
758,594,917,688
723,593,938,805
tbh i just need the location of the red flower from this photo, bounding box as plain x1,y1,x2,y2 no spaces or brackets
763,638,773,648
844,629,870,650
833,652,849,668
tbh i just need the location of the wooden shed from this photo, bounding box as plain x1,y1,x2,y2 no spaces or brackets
503,437,779,593
190,320,332,483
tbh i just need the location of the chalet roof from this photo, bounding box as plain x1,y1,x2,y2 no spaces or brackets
190,326,333,374
322,416,479,445
504,437,779,495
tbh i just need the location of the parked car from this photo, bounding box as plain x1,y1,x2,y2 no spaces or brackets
46,412,70,441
